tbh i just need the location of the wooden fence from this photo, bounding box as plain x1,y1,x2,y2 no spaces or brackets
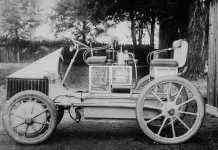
0,42,151,64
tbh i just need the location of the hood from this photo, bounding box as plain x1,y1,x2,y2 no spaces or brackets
8,48,63,79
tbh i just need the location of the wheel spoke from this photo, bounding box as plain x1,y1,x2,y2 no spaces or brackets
24,125,29,137
178,97,195,107
157,85,165,93
33,108,48,118
11,113,25,119
171,118,176,138
178,111,197,116
34,121,46,125
22,108,28,115
157,117,168,135
151,91,164,104
166,83,171,102
13,122,26,128
146,113,163,124
144,105,162,110
46,121,50,125
174,85,184,104
170,94,177,99
175,116,190,130
31,100,36,115
31,124,37,132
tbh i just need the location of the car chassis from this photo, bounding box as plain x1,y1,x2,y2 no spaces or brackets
2,39,205,145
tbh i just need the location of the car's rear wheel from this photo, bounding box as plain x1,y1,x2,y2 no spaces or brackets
2,90,58,145
136,76,204,144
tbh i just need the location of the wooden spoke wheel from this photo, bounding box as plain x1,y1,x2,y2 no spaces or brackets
136,76,188,128
136,76,204,144
2,90,58,145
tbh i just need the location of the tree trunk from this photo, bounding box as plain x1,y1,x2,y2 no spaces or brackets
138,22,143,46
158,20,177,58
82,21,87,44
150,16,155,50
185,0,208,79
129,10,137,53
15,29,20,63
16,44,20,63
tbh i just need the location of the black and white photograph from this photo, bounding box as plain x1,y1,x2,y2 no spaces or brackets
0,0,217,149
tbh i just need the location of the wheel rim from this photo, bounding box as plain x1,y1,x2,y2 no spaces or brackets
9,96,53,141
146,83,188,128
139,80,204,143
135,76,150,91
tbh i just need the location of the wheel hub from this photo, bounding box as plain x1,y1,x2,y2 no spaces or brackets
168,108,175,116
25,115,34,125
11,101,47,134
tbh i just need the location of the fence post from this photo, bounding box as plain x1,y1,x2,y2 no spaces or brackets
208,0,218,107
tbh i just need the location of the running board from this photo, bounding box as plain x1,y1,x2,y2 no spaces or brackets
206,104,218,117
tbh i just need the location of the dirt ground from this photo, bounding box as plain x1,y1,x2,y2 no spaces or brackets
0,114,218,150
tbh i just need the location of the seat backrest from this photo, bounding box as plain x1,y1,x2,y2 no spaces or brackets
173,40,188,68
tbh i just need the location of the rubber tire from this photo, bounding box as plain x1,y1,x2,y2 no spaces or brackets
56,106,65,125
136,75,188,128
135,75,150,91
2,90,58,145
136,76,205,144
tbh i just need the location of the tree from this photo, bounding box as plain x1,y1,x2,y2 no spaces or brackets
157,0,180,49
89,0,178,52
136,0,161,49
0,0,42,62
50,0,109,44
157,0,208,78
185,0,208,78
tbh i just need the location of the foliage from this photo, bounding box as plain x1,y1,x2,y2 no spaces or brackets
86,0,179,51
0,0,42,40
50,0,112,43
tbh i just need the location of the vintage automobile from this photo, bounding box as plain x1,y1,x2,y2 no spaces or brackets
1,39,204,145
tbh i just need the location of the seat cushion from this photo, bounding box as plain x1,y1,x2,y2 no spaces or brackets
86,56,107,64
151,59,178,67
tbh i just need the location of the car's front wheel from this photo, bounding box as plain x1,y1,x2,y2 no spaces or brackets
2,90,58,145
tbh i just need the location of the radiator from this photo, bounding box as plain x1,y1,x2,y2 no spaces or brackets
6,78,49,99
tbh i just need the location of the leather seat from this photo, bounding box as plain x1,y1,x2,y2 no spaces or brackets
151,59,178,67
86,56,107,64
151,40,188,68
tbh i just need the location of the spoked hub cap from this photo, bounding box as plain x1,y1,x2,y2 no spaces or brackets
162,102,178,117
25,115,34,125
2,91,57,144
168,108,175,116
11,101,47,135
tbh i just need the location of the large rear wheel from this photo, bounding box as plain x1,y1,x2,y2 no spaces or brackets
136,76,204,144
136,75,188,129
2,90,58,145
135,75,150,91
